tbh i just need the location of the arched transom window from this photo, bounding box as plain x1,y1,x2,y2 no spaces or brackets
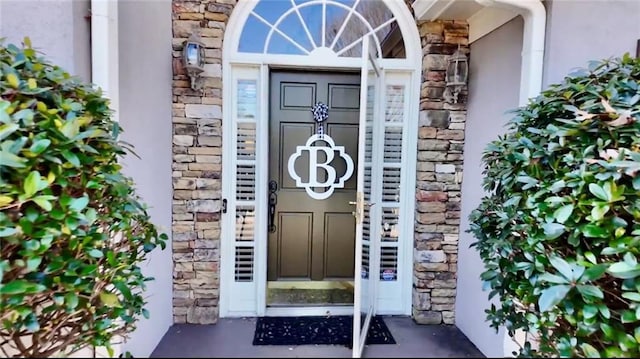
238,0,406,58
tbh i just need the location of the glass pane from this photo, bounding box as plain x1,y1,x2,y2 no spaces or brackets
382,167,401,202
236,164,256,201
364,167,372,202
383,126,402,162
364,125,373,163
385,85,405,123
236,206,256,241
237,123,256,160
381,207,399,242
237,80,257,119
379,247,398,281
238,14,270,53
334,0,357,7
377,20,406,59
267,30,307,55
334,13,367,57
363,207,371,248
361,243,370,279
375,19,394,44
298,4,323,49
364,84,374,162
355,0,393,31
253,0,292,24
278,13,314,51
325,3,349,48
240,0,403,57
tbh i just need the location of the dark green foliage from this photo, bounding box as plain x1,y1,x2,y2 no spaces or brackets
469,54,640,357
0,39,166,357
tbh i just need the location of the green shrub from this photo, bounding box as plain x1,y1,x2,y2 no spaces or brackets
469,54,640,357
0,39,166,357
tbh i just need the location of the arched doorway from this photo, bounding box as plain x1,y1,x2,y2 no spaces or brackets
219,0,422,323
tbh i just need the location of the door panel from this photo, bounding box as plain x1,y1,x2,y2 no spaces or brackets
327,124,358,190
324,213,356,278
277,212,312,279
279,123,314,189
268,71,360,283
329,85,361,110
281,83,316,108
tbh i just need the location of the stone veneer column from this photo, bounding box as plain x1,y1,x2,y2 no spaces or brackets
412,20,469,325
171,0,236,324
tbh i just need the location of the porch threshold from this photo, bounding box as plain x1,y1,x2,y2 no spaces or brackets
150,316,484,358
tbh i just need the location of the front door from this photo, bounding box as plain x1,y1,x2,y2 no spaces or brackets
267,71,361,304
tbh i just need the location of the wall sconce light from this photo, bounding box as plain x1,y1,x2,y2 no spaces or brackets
183,33,206,91
445,47,469,103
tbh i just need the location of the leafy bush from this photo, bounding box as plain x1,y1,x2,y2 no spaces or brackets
469,54,640,357
0,39,166,357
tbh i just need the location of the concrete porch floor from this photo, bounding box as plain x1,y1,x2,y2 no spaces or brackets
150,316,484,358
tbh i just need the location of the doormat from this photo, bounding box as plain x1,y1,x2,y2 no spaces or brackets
252,315,396,346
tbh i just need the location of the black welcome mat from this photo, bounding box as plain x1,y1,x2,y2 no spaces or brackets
252,315,396,346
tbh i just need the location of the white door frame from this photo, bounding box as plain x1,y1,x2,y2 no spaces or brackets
219,0,422,318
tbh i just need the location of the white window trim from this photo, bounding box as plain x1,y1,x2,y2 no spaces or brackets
220,0,421,318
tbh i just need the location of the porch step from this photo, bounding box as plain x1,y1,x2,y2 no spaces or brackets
267,288,354,307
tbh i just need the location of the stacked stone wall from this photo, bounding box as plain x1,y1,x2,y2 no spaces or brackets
171,0,236,324
412,20,468,325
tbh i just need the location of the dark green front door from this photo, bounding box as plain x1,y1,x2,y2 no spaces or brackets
268,71,361,282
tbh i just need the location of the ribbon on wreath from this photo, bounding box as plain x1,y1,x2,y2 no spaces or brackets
311,102,329,139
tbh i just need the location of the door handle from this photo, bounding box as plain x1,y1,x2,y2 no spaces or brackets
348,201,375,207
349,193,375,224
268,180,278,233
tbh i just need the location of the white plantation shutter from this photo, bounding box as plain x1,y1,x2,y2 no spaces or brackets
223,67,262,313
233,77,258,283
362,94,374,278
377,84,405,282
234,246,255,282
235,164,256,202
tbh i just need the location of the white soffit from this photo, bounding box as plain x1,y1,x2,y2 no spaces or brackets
468,6,518,43
413,0,517,43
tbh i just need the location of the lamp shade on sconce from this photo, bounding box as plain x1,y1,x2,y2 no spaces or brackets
183,33,206,90
446,48,468,88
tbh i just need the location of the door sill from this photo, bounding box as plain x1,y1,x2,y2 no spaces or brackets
264,306,353,317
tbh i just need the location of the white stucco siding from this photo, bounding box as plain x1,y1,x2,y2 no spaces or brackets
0,0,91,81
543,0,640,87
456,16,524,358
117,0,174,357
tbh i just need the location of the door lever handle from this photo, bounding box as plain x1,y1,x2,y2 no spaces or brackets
348,201,375,207
268,180,278,233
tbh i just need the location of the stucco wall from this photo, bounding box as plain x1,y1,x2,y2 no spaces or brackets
456,16,523,358
543,0,640,87
0,0,91,81
118,0,174,357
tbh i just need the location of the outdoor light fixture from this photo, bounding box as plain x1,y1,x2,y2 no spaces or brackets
445,46,469,103
183,33,206,91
